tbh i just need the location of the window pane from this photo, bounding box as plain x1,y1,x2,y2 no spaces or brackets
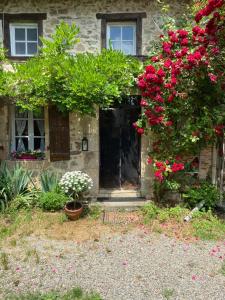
27,28,38,41
15,42,26,55
34,138,45,151
122,41,134,55
16,137,28,152
109,26,121,41
15,120,28,136
34,120,45,136
15,28,25,41
27,42,38,55
122,26,134,41
15,108,28,118
111,41,121,51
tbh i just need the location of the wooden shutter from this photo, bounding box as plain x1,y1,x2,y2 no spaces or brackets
48,106,70,161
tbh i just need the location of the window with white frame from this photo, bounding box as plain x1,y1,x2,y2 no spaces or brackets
11,107,45,152
107,23,136,55
10,23,38,57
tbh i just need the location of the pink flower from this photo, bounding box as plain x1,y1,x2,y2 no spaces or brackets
137,127,144,135
146,65,156,74
178,29,189,38
140,99,148,107
181,38,189,46
209,73,217,83
165,120,173,127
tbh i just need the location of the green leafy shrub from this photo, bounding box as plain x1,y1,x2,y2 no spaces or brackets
9,191,39,211
183,181,219,210
141,202,160,222
40,171,60,193
38,191,68,211
0,163,32,212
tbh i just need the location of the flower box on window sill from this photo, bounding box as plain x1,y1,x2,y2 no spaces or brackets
11,151,45,161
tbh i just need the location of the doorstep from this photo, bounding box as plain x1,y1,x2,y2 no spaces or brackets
97,189,146,209
98,189,141,198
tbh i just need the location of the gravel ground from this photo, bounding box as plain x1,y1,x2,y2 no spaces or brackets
0,229,225,300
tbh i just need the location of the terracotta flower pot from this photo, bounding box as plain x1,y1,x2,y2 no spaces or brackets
64,201,83,220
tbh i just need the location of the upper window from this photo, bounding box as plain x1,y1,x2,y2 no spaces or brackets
107,23,136,55
10,24,38,57
11,107,45,152
0,13,47,59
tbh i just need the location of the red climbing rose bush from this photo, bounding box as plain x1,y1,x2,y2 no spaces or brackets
134,0,225,182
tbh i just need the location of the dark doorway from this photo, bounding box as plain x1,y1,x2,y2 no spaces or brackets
100,98,141,189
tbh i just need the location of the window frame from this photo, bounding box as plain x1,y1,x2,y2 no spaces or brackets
11,107,45,153
0,13,47,60
10,23,39,57
106,22,137,55
96,12,147,57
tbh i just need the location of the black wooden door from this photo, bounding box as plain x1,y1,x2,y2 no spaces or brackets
100,103,141,189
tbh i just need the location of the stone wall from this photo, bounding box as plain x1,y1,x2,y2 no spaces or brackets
0,0,197,199
0,0,190,55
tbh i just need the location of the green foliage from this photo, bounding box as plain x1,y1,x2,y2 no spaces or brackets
38,191,68,211
0,252,9,270
157,206,188,223
141,201,160,222
183,182,219,210
10,21,141,114
87,204,103,220
142,202,188,223
40,171,60,193
0,47,9,98
162,288,175,300
0,163,33,211
0,210,33,241
8,191,39,211
191,210,225,240
220,260,225,276
41,21,80,56
5,287,102,300
141,202,225,240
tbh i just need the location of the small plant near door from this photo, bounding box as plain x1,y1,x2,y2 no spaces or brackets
59,171,93,220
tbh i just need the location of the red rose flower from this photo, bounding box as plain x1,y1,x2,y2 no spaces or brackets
137,127,145,135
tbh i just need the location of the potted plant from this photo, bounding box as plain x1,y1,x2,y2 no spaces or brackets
59,171,93,220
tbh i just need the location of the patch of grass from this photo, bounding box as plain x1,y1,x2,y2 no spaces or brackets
220,260,225,276
0,210,33,241
5,287,102,300
141,202,188,224
191,210,225,240
141,202,225,241
24,248,40,264
0,252,9,270
162,288,175,300
9,239,17,247
87,204,103,220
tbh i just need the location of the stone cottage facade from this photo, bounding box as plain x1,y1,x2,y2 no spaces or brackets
0,0,212,200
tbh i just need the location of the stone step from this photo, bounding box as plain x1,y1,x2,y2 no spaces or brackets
97,197,145,202
98,201,146,210
96,198,146,210
98,189,141,198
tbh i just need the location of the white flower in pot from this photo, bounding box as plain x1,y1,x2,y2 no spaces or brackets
59,171,93,220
